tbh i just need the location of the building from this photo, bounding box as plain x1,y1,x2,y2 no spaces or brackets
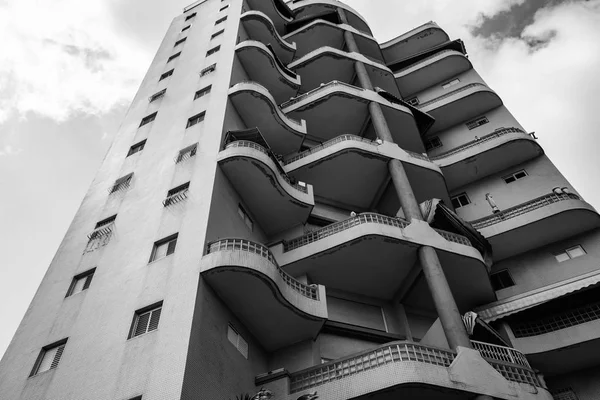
1,0,599,399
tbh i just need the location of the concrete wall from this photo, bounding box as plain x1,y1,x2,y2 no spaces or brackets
412,68,486,105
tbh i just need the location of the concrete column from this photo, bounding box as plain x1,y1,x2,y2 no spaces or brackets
419,246,472,349
388,159,423,221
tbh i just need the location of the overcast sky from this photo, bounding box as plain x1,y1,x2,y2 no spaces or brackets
1,0,599,358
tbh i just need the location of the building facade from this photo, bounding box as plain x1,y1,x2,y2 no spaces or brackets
1,1,600,399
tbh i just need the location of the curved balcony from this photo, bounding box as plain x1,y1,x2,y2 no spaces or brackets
470,193,600,260
283,135,450,211
289,47,398,96
431,128,543,190
270,214,494,310
281,81,423,153
240,11,296,64
201,239,327,351
235,41,300,103
245,0,293,34
394,49,472,98
417,83,503,134
217,140,314,235
288,0,372,36
283,341,547,400
381,22,450,65
228,82,306,155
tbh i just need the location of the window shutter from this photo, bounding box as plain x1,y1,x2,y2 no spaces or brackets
134,312,151,337
227,325,238,346
238,336,249,359
166,239,177,256
148,308,162,332
38,347,57,373
50,345,65,369
82,274,94,290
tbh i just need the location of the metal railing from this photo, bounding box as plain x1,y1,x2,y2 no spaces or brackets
430,127,526,160
435,228,472,246
224,141,309,194
470,193,580,229
284,135,377,164
280,80,364,108
416,83,490,109
471,340,531,368
206,239,319,300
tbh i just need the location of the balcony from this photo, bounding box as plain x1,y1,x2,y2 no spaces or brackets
381,22,450,65
417,83,503,134
245,0,293,34
394,49,472,98
228,82,307,155
201,239,327,351
240,11,296,64
281,81,424,153
283,134,450,211
470,193,600,260
288,0,372,36
217,140,314,236
288,47,398,96
235,40,300,103
270,214,494,310
259,341,548,400
431,128,543,190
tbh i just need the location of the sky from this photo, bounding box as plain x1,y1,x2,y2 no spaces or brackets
1,0,600,359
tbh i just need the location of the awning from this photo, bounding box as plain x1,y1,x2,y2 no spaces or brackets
374,87,436,136
475,269,600,322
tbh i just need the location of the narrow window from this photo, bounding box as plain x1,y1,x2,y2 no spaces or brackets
127,140,146,157
405,97,419,106
167,52,181,63
186,111,206,128
174,37,187,47
206,45,220,56
30,339,67,376
181,25,191,32
211,30,224,39
200,64,216,77
220,5,229,11
163,182,190,207
490,270,515,291
149,89,166,103
451,193,470,209
424,136,442,151
176,143,198,163
139,112,157,127
194,85,212,100
66,268,95,297
442,78,460,89
466,116,489,130
185,12,196,21
159,69,174,81
238,205,253,231
554,245,586,262
227,325,248,359
128,302,163,339
110,173,133,194
149,234,178,262
503,170,528,184
215,16,227,25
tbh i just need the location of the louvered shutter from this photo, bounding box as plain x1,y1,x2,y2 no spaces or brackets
82,273,94,290
50,345,65,369
166,239,177,256
238,336,248,359
134,312,151,337
37,347,57,373
227,325,238,346
148,307,161,332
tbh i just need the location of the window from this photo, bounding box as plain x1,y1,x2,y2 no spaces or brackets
149,234,178,262
167,52,181,63
30,339,67,376
503,170,528,184
149,89,166,103
215,16,227,25
88,215,116,240
442,78,460,89
110,173,133,194
128,302,162,339
176,144,197,163
466,116,489,130
186,111,206,128
405,97,419,106
200,64,216,76
451,193,470,209
220,5,229,11
424,136,442,151
174,37,187,47
181,25,191,32
551,388,579,400
211,29,224,39
185,12,196,21
554,245,586,263
139,112,157,127
127,140,146,157
206,45,220,56
490,270,515,291
66,268,95,297
159,69,174,81
163,182,190,207
238,205,253,231
227,325,248,359
194,85,212,100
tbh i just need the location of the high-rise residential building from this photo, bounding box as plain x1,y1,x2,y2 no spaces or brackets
2,0,600,399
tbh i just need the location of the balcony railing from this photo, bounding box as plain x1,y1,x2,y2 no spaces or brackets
206,239,319,300
284,135,377,164
416,83,489,109
394,49,461,75
280,80,365,108
471,340,531,368
430,127,526,160
289,341,541,393
224,141,309,194
470,193,580,230
435,228,472,246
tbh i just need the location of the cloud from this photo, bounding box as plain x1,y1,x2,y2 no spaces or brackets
0,0,150,125
0,145,23,157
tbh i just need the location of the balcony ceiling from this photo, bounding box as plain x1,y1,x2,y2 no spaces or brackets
289,0,372,35
246,0,292,34
241,11,296,63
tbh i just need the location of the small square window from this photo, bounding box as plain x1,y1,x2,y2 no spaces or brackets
181,25,191,32
405,97,419,106
149,89,166,103
206,45,220,56
238,205,253,231
128,302,162,339
215,16,227,25
149,234,178,262
220,5,229,11
424,136,442,151
466,116,489,130
451,193,470,209
227,325,248,359
139,112,157,127
30,339,67,376
211,30,224,39
490,270,515,291
167,52,181,63
176,143,198,163
442,79,460,89
194,85,212,100
66,268,95,297
200,64,216,76
163,182,190,207
186,112,206,128
127,140,147,157
159,69,174,81
174,37,187,47
503,170,528,184
185,12,196,21
554,245,586,262
110,173,133,194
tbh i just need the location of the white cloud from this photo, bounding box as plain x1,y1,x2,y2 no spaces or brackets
0,0,150,124
0,145,23,157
